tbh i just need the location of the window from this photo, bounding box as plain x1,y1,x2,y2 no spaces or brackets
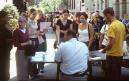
82,0,84,3
74,0,75,9
72,0,73,9
101,0,103,10
80,1,81,11
122,0,127,17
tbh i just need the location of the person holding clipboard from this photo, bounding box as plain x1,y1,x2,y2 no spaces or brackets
36,10,48,73
36,10,48,52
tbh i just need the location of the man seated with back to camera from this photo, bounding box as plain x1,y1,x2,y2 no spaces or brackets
55,29,89,76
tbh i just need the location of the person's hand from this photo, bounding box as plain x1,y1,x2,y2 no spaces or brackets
101,49,106,53
28,40,32,45
60,30,67,34
62,31,66,34
38,32,43,36
43,28,48,32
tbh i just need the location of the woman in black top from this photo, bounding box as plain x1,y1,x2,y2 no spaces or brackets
56,9,73,44
90,13,102,50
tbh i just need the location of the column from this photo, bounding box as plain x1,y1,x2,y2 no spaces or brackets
97,0,99,10
70,0,73,10
105,0,107,8
115,0,120,19
122,0,127,18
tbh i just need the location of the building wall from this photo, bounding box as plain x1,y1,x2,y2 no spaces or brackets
75,0,81,12
67,0,94,12
94,0,129,19
127,0,129,15
63,0,129,17
67,0,80,12
85,0,94,12
109,0,129,19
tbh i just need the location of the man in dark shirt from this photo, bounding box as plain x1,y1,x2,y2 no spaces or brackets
0,11,13,81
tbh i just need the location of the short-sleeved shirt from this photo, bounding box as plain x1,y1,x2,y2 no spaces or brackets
55,38,89,75
27,18,38,38
107,19,125,56
127,22,129,27
56,19,72,38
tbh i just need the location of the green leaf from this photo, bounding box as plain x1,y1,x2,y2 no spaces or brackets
39,0,63,13
2,4,19,31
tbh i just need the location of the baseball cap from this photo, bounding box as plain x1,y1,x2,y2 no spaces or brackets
18,16,27,22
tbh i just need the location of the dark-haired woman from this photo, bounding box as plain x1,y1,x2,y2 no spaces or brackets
56,9,73,44
78,12,94,50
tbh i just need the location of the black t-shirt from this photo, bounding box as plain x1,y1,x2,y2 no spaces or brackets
72,21,79,34
56,19,72,38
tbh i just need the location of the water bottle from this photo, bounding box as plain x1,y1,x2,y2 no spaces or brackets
42,54,45,61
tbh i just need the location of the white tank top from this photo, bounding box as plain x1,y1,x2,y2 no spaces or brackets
28,19,38,38
78,27,89,42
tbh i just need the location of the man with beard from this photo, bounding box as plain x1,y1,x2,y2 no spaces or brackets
102,7,125,80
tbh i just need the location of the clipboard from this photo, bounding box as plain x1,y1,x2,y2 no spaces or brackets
40,22,51,32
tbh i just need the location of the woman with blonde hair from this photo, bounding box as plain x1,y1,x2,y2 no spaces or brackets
36,10,48,73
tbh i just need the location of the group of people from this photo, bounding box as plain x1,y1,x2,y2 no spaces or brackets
0,8,48,81
53,9,105,51
54,8,126,80
0,7,128,81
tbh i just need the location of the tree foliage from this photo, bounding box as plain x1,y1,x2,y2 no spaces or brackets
2,4,19,31
39,0,63,13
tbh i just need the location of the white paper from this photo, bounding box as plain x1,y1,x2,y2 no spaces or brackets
35,52,46,57
31,52,47,62
123,41,128,56
40,22,46,32
90,57,101,61
31,56,43,62
98,49,103,52
40,22,51,32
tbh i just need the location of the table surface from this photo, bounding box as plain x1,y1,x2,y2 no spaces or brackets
30,52,56,63
30,51,129,63
89,51,129,60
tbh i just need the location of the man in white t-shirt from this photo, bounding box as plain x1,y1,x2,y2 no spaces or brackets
55,29,89,75
99,23,109,49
